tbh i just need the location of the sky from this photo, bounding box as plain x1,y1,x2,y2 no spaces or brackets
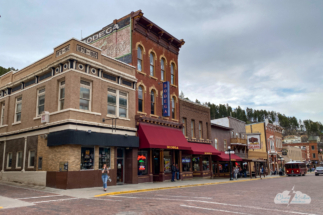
1,0,323,123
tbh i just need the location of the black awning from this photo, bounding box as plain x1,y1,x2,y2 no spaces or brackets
47,129,139,148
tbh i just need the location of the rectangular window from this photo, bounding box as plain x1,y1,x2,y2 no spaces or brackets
191,120,195,138
199,122,203,139
15,97,22,122
107,88,117,115
311,146,314,150
79,80,91,111
214,139,218,149
202,157,210,171
38,157,43,170
81,147,94,170
182,156,191,172
28,151,35,168
7,153,12,168
99,147,110,169
37,88,45,116
138,150,148,175
313,153,316,158
119,91,128,118
224,140,227,150
192,157,200,171
182,118,187,136
0,102,5,125
16,151,22,168
59,81,65,110
206,123,209,139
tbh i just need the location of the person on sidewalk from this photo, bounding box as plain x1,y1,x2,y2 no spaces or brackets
175,164,180,180
233,167,238,180
243,167,247,178
101,164,109,192
171,163,176,182
265,167,268,176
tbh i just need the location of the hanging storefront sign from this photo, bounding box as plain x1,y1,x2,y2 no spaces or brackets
163,81,170,117
247,134,261,149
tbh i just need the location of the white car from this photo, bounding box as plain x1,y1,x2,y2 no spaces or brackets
315,167,323,176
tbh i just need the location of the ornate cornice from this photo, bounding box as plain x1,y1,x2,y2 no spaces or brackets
135,114,183,129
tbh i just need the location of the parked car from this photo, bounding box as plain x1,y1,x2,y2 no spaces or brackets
315,167,323,176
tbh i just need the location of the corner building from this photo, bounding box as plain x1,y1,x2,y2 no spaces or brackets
0,39,139,188
82,10,185,183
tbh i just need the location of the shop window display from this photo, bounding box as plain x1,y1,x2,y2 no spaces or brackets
192,157,200,171
99,148,110,169
81,147,94,170
182,156,191,172
138,150,148,175
164,151,172,173
202,157,210,170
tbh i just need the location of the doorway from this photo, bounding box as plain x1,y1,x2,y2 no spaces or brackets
152,150,160,175
117,148,124,184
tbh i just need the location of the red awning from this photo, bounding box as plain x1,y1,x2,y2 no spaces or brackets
213,152,243,161
138,123,191,150
187,142,221,155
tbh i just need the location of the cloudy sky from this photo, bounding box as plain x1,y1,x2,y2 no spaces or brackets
1,0,323,122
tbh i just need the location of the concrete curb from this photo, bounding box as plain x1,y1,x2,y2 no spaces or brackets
95,176,280,197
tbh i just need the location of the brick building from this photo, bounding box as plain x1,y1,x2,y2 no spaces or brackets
265,119,283,172
0,39,139,188
179,98,218,180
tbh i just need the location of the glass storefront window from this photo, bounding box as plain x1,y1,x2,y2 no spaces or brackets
219,162,230,173
164,150,172,173
182,156,191,172
138,150,148,175
202,157,210,170
192,157,200,171
99,148,110,169
81,147,94,170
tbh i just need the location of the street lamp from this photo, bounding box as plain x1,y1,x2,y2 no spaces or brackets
225,146,235,180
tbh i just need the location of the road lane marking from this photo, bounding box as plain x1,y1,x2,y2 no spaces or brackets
156,195,212,199
109,196,316,215
95,176,280,197
17,195,64,200
33,198,78,204
181,205,253,215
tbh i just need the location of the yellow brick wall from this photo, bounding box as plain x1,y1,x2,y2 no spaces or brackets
246,123,267,159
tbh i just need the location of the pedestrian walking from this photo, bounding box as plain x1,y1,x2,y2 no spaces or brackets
175,164,180,180
260,166,265,179
101,164,109,192
234,167,239,180
171,163,176,182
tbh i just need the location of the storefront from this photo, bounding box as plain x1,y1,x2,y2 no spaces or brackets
137,123,191,183
46,129,139,189
212,152,243,177
183,142,220,179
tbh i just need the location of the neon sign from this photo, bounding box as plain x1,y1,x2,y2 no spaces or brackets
137,155,146,160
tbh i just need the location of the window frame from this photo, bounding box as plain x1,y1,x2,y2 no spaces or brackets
171,63,175,85
149,52,155,76
28,150,36,168
182,118,187,136
0,102,5,126
7,152,12,169
172,97,176,119
36,88,45,116
138,85,144,113
214,138,218,149
107,88,128,119
79,80,92,111
137,46,143,72
161,58,165,81
224,139,227,150
191,120,195,138
15,97,22,123
107,88,117,116
313,153,316,158
16,151,23,169
118,90,128,118
150,90,156,115
58,80,65,111
199,121,203,139
206,122,209,139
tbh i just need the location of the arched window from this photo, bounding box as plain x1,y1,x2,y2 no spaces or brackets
137,46,143,72
150,53,154,76
138,86,143,112
172,97,175,119
171,63,175,85
151,90,155,115
161,58,165,81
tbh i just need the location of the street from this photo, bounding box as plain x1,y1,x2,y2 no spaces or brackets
0,174,321,215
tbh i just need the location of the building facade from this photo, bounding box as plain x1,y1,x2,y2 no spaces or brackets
0,39,139,188
283,135,301,143
265,119,283,172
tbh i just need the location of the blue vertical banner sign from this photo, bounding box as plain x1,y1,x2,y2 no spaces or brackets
163,81,170,117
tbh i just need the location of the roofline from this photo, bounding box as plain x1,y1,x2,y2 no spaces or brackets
179,98,210,109
210,123,234,130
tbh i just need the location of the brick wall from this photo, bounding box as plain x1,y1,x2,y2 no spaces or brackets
210,126,231,151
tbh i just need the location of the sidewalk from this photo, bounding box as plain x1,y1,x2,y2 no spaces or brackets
0,175,281,199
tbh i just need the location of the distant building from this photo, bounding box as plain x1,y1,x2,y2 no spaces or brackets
283,135,301,143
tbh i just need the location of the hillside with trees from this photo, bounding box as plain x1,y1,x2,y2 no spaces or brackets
0,66,18,76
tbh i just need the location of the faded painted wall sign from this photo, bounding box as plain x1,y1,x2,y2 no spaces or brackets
82,17,131,63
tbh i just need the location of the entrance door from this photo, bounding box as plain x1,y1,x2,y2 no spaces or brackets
117,148,124,184
152,150,160,175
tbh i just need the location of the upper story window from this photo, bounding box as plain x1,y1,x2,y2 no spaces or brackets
182,118,187,136
151,90,155,115
171,63,175,85
107,88,117,115
199,122,203,139
15,97,22,123
107,88,128,118
137,46,143,72
214,139,218,149
0,102,5,126
172,97,175,119
37,88,45,116
119,91,128,118
313,153,316,158
79,80,91,111
311,146,315,150
206,122,209,139
138,86,144,112
224,140,227,150
59,81,65,110
161,58,165,81
191,120,195,138
150,53,155,76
